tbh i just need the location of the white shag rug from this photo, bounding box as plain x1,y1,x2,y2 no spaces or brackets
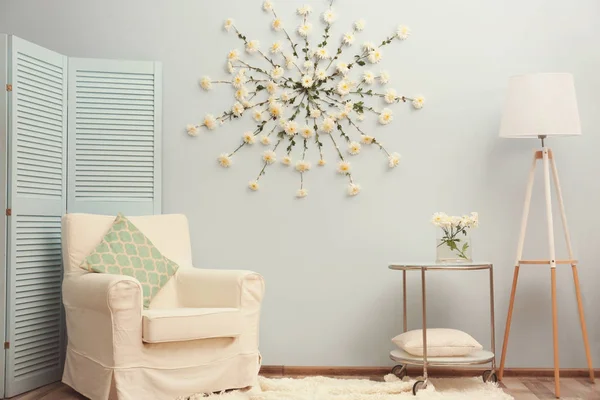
180,374,513,400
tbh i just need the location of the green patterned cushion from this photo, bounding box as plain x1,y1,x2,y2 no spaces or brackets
80,213,179,308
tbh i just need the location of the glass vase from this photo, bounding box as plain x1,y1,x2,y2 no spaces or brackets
436,227,472,263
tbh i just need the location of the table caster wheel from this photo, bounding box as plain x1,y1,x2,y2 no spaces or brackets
482,370,498,383
412,380,426,395
392,364,407,379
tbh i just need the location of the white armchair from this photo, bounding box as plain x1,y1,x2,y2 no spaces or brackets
61,214,264,400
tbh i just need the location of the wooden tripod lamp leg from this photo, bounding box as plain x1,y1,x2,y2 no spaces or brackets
499,150,538,380
499,265,519,380
549,155,595,383
542,148,560,398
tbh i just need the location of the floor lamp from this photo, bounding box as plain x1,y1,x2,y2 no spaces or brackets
497,73,594,398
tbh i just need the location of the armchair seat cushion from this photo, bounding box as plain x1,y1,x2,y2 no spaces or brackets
142,307,244,343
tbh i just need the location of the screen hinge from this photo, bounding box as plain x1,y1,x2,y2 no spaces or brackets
5,208,11,216
5,84,12,92
3,342,9,350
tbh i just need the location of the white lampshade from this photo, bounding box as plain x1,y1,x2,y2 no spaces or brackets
499,73,581,138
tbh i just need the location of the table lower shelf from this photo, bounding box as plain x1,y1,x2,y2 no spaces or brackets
390,349,495,367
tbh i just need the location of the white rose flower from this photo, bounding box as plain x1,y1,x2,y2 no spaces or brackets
347,183,361,196
384,88,398,104
431,212,448,227
362,71,375,85
224,18,234,32
316,69,327,81
284,121,298,136
318,159,326,166
360,135,374,144
272,18,284,31
336,62,349,75
343,32,355,45
296,188,308,198
379,71,390,84
388,152,401,168
285,55,295,69
322,9,336,24
301,75,314,88
232,73,246,89
363,42,376,51
281,155,292,166
315,48,329,59
295,160,311,172
397,25,411,40
470,212,479,227
248,180,260,191
270,41,282,54
227,62,235,74
263,0,273,11
297,4,312,15
260,135,271,145
232,102,245,116
348,141,361,155
320,117,335,133
379,108,393,125
298,23,313,37
253,110,264,122
300,126,314,139
266,81,278,94
281,91,291,102
246,40,260,53
199,76,212,91
412,95,425,109
235,86,249,101
203,114,217,130
337,161,351,174
310,109,322,118
269,102,283,118
227,49,240,61
218,153,232,168
337,80,351,96
271,66,284,80
186,124,199,137
368,49,383,64
354,19,366,31
262,150,277,164
242,131,256,144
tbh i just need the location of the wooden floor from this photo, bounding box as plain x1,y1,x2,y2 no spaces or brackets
9,376,600,399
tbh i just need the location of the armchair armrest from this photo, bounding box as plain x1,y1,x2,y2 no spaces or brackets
62,273,143,315
176,268,265,309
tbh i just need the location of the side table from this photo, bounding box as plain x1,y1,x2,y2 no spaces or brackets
388,262,497,395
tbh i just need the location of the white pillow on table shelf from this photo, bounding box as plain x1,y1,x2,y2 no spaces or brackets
392,328,482,357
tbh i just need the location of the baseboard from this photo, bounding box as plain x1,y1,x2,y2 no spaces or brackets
260,365,600,378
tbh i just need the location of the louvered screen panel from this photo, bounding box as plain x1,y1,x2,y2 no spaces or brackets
68,58,162,216
13,215,63,379
6,36,67,397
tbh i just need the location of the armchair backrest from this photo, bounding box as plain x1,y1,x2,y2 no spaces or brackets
62,213,194,277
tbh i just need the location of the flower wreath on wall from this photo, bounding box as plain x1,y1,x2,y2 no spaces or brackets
186,0,425,198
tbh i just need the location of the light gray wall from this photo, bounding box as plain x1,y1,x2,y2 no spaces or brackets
2,0,600,368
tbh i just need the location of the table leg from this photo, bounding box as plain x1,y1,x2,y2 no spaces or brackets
403,270,407,333
490,265,496,371
421,268,428,385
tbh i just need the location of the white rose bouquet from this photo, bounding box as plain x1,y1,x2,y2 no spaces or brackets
431,212,478,261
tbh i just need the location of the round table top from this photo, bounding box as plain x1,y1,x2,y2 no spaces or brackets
389,262,492,271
